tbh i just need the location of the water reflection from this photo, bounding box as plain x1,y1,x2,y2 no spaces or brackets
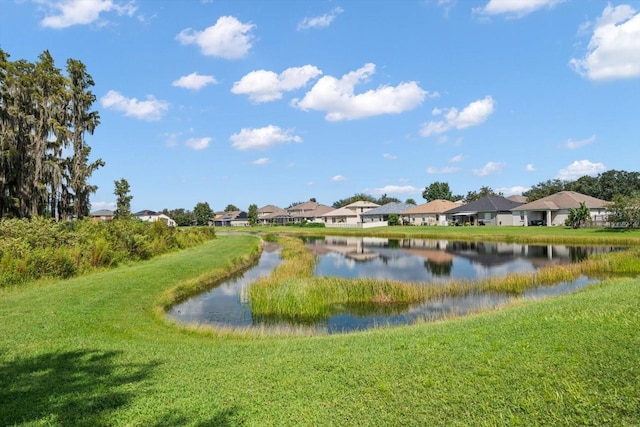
168,236,619,334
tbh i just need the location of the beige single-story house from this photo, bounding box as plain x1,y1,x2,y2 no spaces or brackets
510,191,609,226
89,209,115,222
360,202,417,227
403,199,461,226
135,210,177,227
321,200,381,228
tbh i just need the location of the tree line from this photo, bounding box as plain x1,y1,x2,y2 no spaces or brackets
0,49,103,220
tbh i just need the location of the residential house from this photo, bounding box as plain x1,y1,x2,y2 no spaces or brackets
257,205,290,225
445,196,523,226
321,200,380,228
213,210,249,227
360,202,417,227
287,201,333,224
403,199,460,226
135,210,177,227
510,191,609,226
89,209,114,222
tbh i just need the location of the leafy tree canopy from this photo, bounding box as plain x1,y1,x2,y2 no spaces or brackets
193,202,213,226
422,182,454,202
224,204,239,212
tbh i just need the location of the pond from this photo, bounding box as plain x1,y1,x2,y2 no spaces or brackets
168,236,619,334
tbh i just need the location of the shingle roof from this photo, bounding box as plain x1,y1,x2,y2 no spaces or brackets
90,209,114,216
361,202,417,216
511,191,609,211
135,209,158,216
344,200,380,209
403,199,460,215
322,207,358,217
445,196,522,214
258,205,288,219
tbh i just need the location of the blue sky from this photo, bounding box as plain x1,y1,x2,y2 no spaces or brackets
1,0,639,213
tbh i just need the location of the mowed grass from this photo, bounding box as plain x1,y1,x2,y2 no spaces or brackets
1,233,639,426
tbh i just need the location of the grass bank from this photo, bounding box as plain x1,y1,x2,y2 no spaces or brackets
1,234,638,425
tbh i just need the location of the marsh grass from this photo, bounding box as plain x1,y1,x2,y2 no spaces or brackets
248,236,640,322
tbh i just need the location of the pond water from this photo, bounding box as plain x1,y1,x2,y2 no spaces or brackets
168,236,619,334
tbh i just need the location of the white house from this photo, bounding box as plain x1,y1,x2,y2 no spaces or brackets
135,210,177,227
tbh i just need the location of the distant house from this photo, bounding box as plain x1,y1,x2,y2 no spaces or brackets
506,195,528,204
360,202,417,227
511,191,609,226
287,201,333,224
135,210,177,227
89,209,114,222
213,210,249,227
321,200,381,228
403,199,460,226
257,205,290,225
445,196,523,226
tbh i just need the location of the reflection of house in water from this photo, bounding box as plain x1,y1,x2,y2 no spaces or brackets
304,236,388,262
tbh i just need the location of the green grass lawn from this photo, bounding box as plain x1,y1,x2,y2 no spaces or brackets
1,233,638,426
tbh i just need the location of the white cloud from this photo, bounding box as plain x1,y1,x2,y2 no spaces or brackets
292,63,428,121
449,154,464,163
297,7,344,30
176,16,255,59
497,185,530,196
526,163,536,172
231,65,322,103
472,161,504,176
230,125,302,151
172,72,218,91
100,90,169,121
383,153,397,160
253,157,270,165
570,4,640,80
557,160,606,180
474,0,567,18
371,185,420,195
420,96,495,137
564,134,596,149
331,175,346,182
38,0,136,29
90,200,116,211
426,166,460,174
185,137,212,150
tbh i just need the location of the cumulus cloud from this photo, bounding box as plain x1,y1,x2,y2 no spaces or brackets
292,63,428,121
297,7,344,30
526,163,536,172
230,125,302,151
371,185,420,195
100,90,169,121
185,137,212,150
474,0,567,18
570,4,640,80
557,160,606,180
38,0,136,29
472,161,504,177
497,185,530,196
331,175,346,182
231,65,322,103
564,134,596,149
176,16,255,59
426,166,460,174
420,96,495,137
172,72,218,91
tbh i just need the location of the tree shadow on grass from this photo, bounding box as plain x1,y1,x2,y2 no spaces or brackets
0,349,158,426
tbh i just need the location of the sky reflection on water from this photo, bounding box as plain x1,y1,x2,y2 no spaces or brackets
168,236,615,334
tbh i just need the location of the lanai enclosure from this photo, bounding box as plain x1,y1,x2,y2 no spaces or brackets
444,196,523,226
511,191,610,227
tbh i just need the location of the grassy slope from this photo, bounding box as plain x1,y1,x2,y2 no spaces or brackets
0,233,638,426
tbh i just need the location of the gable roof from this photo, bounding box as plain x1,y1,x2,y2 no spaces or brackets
445,196,523,214
361,202,417,216
511,191,609,211
258,205,288,219
287,201,333,218
403,199,460,215
90,209,114,217
344,200,381,209
506,195,527,203
135,209,159,216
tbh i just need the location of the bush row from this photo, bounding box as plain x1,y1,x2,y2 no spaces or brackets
0,217,216,287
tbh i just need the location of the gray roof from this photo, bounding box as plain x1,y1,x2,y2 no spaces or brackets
90,209,114,216
445,196,523,214
361,202,417,216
